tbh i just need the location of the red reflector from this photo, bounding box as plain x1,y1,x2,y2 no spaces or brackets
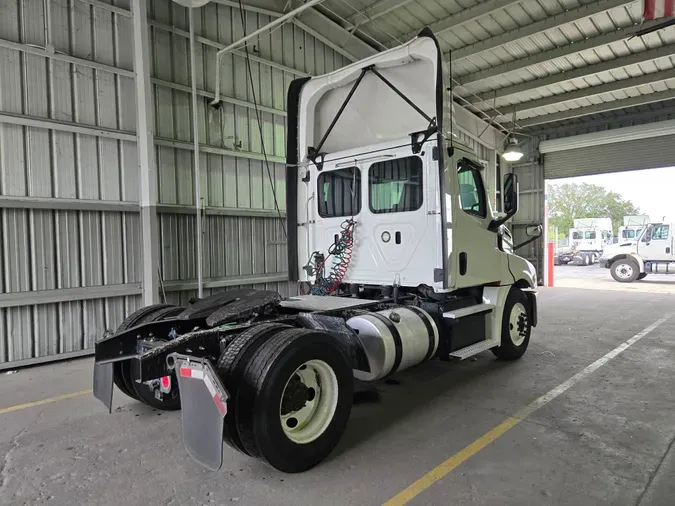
179,367,192,377
161,376,170,388
213,394,228,416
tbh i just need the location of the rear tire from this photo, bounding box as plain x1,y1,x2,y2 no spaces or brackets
610,259,639,283
492,289,531,361
236,328,353,473
129,306,185,411
113,304,178,400
216,323,292,455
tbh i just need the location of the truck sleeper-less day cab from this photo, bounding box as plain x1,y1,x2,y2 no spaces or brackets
603,222,675,282
92,29,539,473
559,218,612,266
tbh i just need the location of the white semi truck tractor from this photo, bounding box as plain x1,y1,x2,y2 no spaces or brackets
559,218,613,266
92,29,540,473
602,221,675,282
617,215,650,243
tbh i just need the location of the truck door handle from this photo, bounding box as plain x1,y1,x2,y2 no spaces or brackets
667,247,671,254
395,231,401,244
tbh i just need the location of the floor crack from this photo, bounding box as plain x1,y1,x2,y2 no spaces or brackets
0,428,27,493
635,430,675,506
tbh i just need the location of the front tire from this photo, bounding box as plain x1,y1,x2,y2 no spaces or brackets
610,259,639,283
492,289,531,361
236,328,354,473
583,253,591,266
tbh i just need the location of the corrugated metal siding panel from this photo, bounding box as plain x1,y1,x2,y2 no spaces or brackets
544,134,675,178
0,0,347,366
0,0,138,366
150,0,346,296
511,160,544,284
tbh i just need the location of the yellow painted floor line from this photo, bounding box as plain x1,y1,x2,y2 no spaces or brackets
0,389,92,415
383,315,671,506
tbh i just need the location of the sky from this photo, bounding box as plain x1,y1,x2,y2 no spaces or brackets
546,167,675,222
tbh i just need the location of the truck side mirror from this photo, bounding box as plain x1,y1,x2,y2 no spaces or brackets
503,173,519,216
489,173,519,232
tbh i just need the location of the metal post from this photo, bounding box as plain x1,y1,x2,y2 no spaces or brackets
132,0,160,305
189,8,204,299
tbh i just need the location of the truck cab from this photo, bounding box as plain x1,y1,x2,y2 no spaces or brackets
603,222,675,282
562,218,613,265
92,29,541,475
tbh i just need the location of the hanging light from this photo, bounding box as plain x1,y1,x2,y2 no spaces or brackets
502,136,524,162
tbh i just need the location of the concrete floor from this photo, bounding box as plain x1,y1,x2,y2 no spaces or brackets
1,287,675,506
555,264,675,294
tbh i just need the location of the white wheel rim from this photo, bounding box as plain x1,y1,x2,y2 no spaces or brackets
615,263,633,279
508,302,528,346
279,359,338,444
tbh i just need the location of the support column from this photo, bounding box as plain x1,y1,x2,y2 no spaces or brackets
132,0,160,305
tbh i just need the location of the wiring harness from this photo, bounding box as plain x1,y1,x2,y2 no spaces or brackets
310,219,356,296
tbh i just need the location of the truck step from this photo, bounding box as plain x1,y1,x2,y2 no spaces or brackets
449,337,500,360
443,303,494,319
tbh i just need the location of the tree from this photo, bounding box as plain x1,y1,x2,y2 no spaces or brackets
546,182,640,237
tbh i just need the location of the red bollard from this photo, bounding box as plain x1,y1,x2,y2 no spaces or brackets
547,241,554,287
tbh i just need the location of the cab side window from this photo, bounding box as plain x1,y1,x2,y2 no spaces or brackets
457,160,487,219
652,225,670,240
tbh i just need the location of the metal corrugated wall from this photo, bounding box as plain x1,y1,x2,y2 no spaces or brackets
0,0,142,368
0,0,350,368
544,135,675,179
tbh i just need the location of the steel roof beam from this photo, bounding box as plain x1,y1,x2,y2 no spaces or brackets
486,67,675,118
465,43,675,104
531,102,675,135
451,0,631,61
458,19,663,86
510,88,675,128
400,0,521,44
346,0,418,26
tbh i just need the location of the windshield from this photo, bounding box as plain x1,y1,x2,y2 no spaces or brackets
584,231,596,239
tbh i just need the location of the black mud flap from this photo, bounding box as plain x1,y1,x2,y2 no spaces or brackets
93,362,114,413
172,354,229,471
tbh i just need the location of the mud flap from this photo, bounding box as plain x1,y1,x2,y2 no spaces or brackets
93,362,114,413
172,354,229,471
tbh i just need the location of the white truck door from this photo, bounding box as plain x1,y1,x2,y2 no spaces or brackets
449,154,503,289
311,142,440,288
638,224,673,261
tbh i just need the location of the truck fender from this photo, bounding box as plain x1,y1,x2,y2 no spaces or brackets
610,253,644,273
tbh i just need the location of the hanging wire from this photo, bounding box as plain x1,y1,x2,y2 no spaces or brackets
237,0,288,239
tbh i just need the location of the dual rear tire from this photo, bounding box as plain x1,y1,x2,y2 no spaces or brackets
112,304,184,411
218,325,354,473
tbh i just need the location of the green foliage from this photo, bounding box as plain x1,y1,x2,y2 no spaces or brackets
547,182,640,237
